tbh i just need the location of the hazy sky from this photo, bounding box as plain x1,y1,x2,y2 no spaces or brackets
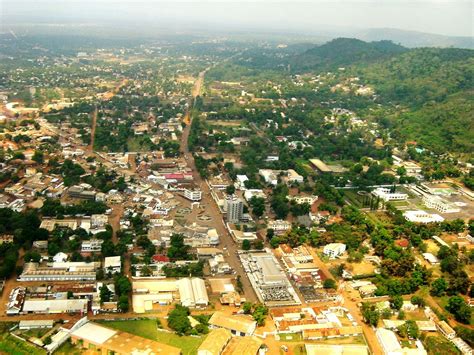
1,0,473,37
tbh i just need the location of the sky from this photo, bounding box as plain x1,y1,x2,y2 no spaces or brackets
1,0,473,37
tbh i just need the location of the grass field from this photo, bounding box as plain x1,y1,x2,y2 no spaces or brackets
101,319,206,355
54,340,83,355
0,334,46,355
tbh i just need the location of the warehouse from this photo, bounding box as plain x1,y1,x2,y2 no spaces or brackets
22,299,88,314
178,277,209,308
209,311,256,336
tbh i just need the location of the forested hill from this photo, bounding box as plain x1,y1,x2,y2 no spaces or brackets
235,38,474,154
290,38,407,71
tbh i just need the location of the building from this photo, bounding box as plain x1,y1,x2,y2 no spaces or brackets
372,188,408,202
323,243,346,258
132,280,178,313
19,320,54,330
104,256,121,274
223,336,263,355
178,277,209,308
184,188,202,201
305,344,369,355
22,299,88,314
258,169,279,186
268,219,292,235
289,195,318,205
423,195,460,213
437,320,455,340
70,321,181,354
6,287,26,315
226,196,243,223
81,239,104,253
403,210,444,224
68,185,96,200
285,169,304,184
19,262,97,282
422,253,439,265
209,311,257,336
376,328,403,354
197,328,232,355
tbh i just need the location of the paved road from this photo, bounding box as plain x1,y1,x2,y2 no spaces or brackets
181,71,257,303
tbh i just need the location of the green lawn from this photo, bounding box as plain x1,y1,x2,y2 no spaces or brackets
0,334,46,355
100,319,206,355
54,340,83,355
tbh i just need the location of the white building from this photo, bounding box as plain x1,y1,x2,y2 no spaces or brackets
372,188,408,202
53,252,68,263
235,175,249,189
289,195,318,205
81,239,104,253
403,210,444,224
178,278,209,308
268,220,292,235
285,169,304,184
184,188,202,201
259,169,279,186
104,256,121,274
423,195,460,213
422,253,439,265
323,243,346,258
22,299,88,314
226,196,243,223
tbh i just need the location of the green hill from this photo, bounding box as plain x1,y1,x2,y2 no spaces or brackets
291,38,407,71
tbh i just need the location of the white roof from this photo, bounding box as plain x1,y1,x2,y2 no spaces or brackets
376,328,401,353
71,322,117,344
104,256,121,268
22,299,88,313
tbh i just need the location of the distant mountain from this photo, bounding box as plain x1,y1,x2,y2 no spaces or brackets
291,38,407,71
355,28,474,49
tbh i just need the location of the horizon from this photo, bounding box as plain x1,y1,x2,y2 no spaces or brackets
2,0,473,39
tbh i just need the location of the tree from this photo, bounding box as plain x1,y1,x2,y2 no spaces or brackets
410,295,426,307
243,302,253,314
361,302,379,327
446,296,472,324
390,295,403,310
430,277,448,296
118,295,129,312
242,239,251,251
167,234,190,260
226,185,236,195
168,305,192,335
32,150,44,164
323,279,337,289
100,285,112,303
252,304,268,326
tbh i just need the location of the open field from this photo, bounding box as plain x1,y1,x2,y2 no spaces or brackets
0,333,46,355
100,318,207,355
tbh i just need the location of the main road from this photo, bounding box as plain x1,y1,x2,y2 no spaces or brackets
181,70,258,303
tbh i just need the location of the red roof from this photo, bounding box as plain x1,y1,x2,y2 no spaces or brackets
396,239,409,248
152,255,170,263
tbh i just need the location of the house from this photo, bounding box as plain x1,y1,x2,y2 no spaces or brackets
422,253,439,265
197,328,232,355
323,243,346,258
104,256,121,274
209,311,257,336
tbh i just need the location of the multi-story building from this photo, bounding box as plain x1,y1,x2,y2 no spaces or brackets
184,188,202,201
423,195,460,213
226,196,243,223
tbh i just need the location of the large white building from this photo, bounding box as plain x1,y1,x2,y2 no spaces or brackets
403,210,444,224
178,277,209,308
104,256,121,274
372,188,408,202
19,262,97,282
423,195,460,214
323,243,347,258
81,239,104,253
